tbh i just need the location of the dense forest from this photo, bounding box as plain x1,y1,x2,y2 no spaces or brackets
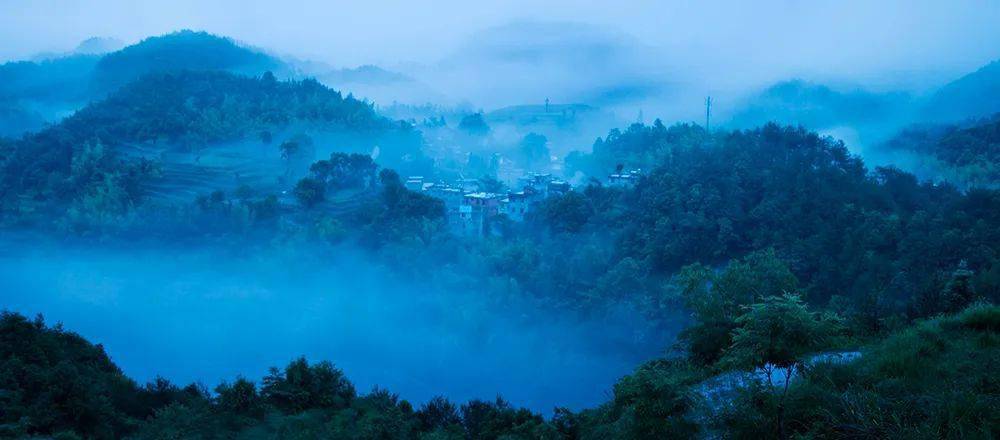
884,114,1000,186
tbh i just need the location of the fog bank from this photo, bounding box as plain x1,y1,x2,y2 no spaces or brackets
0,240,664,413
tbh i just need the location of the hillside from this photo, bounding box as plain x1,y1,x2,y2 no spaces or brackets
922,59,1000,122
884,114,1000,186
551,122,1000,323
0,54,99,102
321,64,412,85
0,70,427,225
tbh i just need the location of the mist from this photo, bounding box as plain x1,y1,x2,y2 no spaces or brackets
4,0,1000,122
0,238,666,413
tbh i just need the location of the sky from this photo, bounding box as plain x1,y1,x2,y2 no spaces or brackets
3,0,999,89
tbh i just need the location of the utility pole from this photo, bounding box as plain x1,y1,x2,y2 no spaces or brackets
545,98,550,113
705,96,712,131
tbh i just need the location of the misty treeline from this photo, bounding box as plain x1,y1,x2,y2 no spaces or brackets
3,298,998,439
1,30,999,439
883,113,1000,186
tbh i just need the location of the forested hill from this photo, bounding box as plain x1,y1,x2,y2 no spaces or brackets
92,30,284,92
0,30,285,100
922,59,1000,122
0,54,100,102
884,114,1000,186
0,70,426,224
0,30,287,137
57,70,393,146
538,122,999,327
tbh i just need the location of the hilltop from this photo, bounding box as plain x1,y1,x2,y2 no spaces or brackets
92,30,284,91
0,30,288,137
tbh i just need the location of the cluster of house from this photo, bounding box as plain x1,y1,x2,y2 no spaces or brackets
404,168,641,237
607,169,642,187
405,173,571,236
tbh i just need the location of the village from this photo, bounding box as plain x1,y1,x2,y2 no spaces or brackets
403,168,642,236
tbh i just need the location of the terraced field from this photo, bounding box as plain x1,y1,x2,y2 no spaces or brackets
117,141,381,216
119,141,290,204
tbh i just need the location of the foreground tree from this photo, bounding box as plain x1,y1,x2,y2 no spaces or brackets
677,249,799,365
722,293,840,439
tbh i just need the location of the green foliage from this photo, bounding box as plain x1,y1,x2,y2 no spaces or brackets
723,293,840,372
527,122,1000,331
458,112,490,136
261,357,355,413
585,119,709,172
459,397,553,440
0,54,98,102
606,360,700,439
280,133,315,162
519,133,549,167
0,312,151,439
885,114,1000,186
348,169,446,247
0,69,424,227
678,249,800,365
4,299,999,440
215,377,264,420
958,301,1000,332
309,152,378,192
942,260,979,313
723,304,1000,439
529,191,594,234
93,30,281,91
294,177,326,208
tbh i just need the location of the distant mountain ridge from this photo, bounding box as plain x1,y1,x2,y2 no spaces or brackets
0,30,288,137
922,59,1000,122
728,79,911,130
321,65,411,86
92,30,284,91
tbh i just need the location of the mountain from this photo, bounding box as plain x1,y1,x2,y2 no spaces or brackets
72,36,125,55
321,65,411,85
922,59,1000,122
424,21,670,109
92,30,284,92
0,30,289,138
728,79,911,131
0,102,47,137
0,54,99,102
